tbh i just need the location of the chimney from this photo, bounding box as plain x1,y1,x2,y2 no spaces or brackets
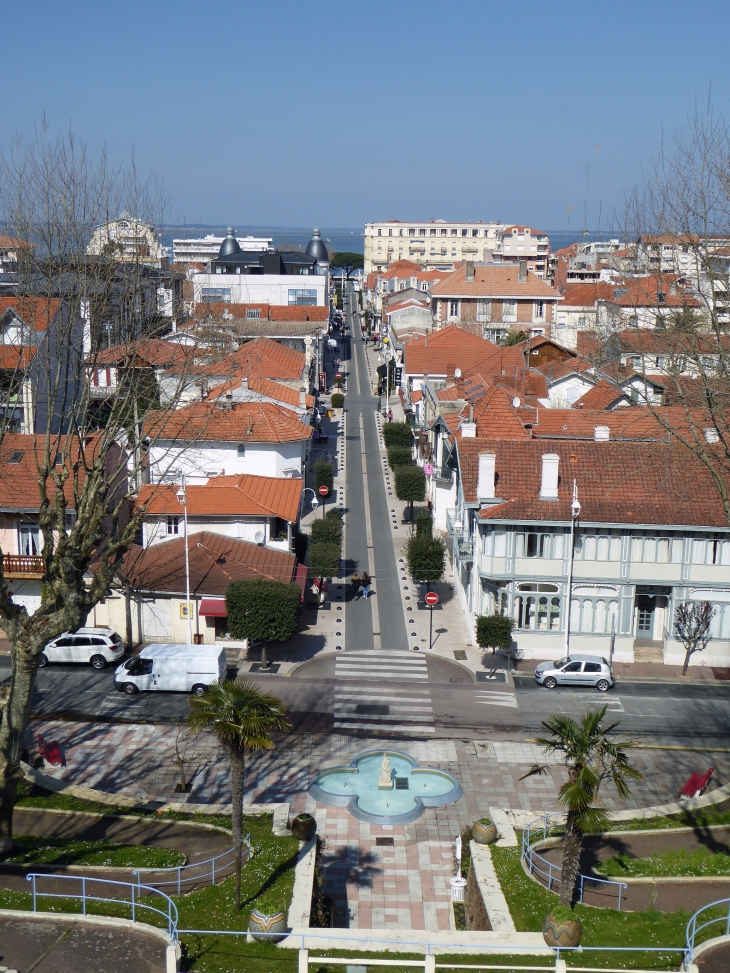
518,260,528,283
466,261,475,282
594,425,610,441
299,387,307,409
240,377,249,391
477,452,496,501
539,453,560,500
461,418,477,438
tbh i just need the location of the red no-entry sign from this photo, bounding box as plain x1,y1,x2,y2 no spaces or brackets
425,592,439,606
318,485,330,496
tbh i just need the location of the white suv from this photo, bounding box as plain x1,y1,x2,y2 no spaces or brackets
40,628,125,670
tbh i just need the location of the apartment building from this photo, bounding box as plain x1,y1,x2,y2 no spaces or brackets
87,216,165,268
173,232,272,266
364,220,550,276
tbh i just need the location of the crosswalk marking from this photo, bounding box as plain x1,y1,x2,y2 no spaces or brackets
474,690,519,709
334,650,435,735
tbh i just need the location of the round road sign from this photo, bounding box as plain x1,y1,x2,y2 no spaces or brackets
318,485,330,496
425,592,439,606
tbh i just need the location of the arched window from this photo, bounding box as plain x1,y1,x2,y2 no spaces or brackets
550,598,561,630
537,596,548,630
581,599,594,632
594,600,606,633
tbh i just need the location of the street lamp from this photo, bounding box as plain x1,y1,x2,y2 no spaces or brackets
563,479,581,656
176,475,193,645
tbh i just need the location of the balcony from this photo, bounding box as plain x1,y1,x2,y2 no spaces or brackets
3,555,44,579
434,466,454,485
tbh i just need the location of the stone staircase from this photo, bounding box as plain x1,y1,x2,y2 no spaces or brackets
633,639,664,663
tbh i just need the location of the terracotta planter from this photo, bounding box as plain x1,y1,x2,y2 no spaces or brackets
291,812,317,841
248,909,287,943
472,819,498,845
542,912,582,948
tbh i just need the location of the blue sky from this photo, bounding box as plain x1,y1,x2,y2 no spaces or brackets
3,1,729,231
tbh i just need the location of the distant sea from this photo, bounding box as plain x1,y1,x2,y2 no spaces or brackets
160,224,619,258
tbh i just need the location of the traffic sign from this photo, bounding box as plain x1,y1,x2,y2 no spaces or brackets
425,592,439,606
318,485,329,496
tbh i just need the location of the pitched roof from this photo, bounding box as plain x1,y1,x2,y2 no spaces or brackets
206,374,314,409
0,345,34,370
90,338,194,369
137,474,302,522
456,438,730,528
0,234,34,250
610,275,701,308
559,281,616,306
0,434,94,511
0,297,60,332
430,265,561,299
472,387,532,439
123,530,297,596
146,399,313,444
572,380,628,410
203,337,306,381
404,326,508,376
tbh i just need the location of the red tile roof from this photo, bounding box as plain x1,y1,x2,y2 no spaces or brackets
456,438,730,527
0,297,60,332
146,399,313,444
572,381,628,410
195,302,328,322
0,234,34,250
137,474,302,522
204,337,306,381
90,339,194,369
206,374,314,409
404,326,518,377
0,434,100,511
559,281,616,306
472,387,532,440
123,530,297,596
610,275,701,308
431,265,561,299
0,345,34,370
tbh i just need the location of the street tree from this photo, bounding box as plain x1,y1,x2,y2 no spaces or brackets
382,422,412,450
309,542,341,579
521,708,641,906
0,127,202,852
476,614,515,674
502,330,527,346
405,532,445,590
674,600,716,676
387,446,412,470
226,579,301,669
188,679,289,910
329,252,364,279
314,460,333,496
395,464,426,524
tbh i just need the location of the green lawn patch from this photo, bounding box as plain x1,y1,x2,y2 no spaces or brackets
2,835,185,868
600,846,730,878
607,799,730,833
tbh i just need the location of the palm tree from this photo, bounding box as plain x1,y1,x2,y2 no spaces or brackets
188,679,289,910
521,707,641,907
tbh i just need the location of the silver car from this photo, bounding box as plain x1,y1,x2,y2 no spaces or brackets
535,655,615,692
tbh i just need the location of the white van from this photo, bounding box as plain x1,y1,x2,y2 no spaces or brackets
113,644,227,696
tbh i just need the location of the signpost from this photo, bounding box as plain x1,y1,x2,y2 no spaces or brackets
425,591,439,650
318,484,329,519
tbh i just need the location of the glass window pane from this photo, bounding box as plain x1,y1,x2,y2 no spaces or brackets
526,533,538,557
570,598,580,630
657,539,669,563
584,535,597,560
581,599,594,632
494,532,506,556
609,601,619,631
594,599,606,633
631,537,643,561
644,537,656,562
539,534,550,558
692,539,706,564
514,596,523,628
537,596,548,630
596,535,609,561
553,533,564,560
671,538,683,562
550,597,561,630
515,533,525,557
722,541,730,566
721,606,730,639
609,536,621,560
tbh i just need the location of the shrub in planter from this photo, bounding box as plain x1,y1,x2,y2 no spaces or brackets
330,392,344,409
542,905,582,947
291,812,317,841
387,446,412,470
248,909,288,943
310,517,342,545
472,817,498,845
382,421,412,449
309,542,341,578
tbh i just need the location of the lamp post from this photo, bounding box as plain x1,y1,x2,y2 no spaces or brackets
176,475,193,645
563,479,581,656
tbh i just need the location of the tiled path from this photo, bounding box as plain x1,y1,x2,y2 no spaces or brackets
26,720,730,930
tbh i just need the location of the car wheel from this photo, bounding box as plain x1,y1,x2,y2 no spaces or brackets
122,682,139,696
543,676,557,689
596,679,610,692
90,654,107,670
38,653,49,668
191,683,207,697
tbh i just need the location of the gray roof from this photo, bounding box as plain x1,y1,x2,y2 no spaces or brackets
305,227,329,264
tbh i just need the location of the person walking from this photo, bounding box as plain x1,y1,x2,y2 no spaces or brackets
351,572,362,600
361,571,372,599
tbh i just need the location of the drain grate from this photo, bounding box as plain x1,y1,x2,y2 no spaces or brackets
375,836,394,846
394,777,409,790
453,650,467,660
355,703,389,716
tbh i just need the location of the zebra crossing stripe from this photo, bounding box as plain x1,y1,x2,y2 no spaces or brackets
333,651,436,735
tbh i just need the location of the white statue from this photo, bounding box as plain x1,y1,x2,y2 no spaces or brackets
378,751,393,789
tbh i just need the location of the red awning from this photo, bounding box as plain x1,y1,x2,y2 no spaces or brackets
199,598,227,617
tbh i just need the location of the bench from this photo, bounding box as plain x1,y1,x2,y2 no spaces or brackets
37,734,63,767
679,767,714,799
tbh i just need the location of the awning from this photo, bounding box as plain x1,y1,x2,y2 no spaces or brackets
199,598,227,617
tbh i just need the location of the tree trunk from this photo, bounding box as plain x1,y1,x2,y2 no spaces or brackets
230,744,245,911
0,633,40,853
560,810,582,907
682,645,692,676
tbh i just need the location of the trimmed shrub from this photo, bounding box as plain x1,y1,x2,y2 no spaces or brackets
415,513,433,538
476,614,515,653
309,542,341,578
311,517,342,545
382,421,412,449
387,446,412,470
395,464,426,522
314,460,333,496
405,533,445,584
330,392,344,409
226,579,301,643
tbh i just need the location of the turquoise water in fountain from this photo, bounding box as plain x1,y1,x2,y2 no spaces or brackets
316,752,455,816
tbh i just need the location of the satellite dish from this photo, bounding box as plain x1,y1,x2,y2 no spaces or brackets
254,531,265,545
512,396,521,407
454,368,462,378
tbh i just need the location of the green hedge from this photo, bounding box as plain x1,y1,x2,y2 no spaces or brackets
309,542,341,578
311,516,342,545
226,579,301,642
330,392,344,409
405,533,445,584
382,421,412,449
314,460,333,495
387,446,412,470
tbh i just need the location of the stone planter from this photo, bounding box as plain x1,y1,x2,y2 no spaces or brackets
291,812,317,841
542,912,582,948
248,909,288,943
472,818,498,845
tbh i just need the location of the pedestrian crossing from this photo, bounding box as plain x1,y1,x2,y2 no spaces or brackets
473,689,519,709
334,650,435,734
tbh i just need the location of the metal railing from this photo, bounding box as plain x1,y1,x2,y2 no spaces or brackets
131,835,251,894
3,554,44,577
521,813,628,911
685,896,730,962
27,872,178,942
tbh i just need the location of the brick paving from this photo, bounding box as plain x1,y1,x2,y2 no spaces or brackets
25,719,730,930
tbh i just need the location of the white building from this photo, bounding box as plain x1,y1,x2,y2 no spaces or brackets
87,216,164,268
173,233,273,266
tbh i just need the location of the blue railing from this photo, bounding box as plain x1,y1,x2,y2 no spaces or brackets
27,872,178,943
521,813,628,910
686,896,730,963
132,834,251,894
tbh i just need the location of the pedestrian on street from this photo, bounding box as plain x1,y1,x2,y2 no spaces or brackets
351,572,361,600
388,409,393,422
361,571,372,599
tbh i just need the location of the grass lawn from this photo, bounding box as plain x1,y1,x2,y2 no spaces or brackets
2,835,185,868
608,799,730,833
599,846,730,878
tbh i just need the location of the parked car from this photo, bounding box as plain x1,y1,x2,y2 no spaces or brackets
40,627,125,670
534,655,615,692
113,643,227,696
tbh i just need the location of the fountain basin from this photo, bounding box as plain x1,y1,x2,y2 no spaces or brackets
309,749,463,824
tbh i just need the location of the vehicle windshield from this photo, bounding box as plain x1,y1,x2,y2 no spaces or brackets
111,633,123,644
552,657,570,669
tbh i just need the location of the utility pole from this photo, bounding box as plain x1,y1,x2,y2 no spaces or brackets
176,474,193,644
563,479,581,656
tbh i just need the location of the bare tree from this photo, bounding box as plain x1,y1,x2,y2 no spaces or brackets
675,600,716,676
0,125,204,851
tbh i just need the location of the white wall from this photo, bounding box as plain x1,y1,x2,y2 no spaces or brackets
193,273,327,307
143,515,290,551
148,439,307,484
